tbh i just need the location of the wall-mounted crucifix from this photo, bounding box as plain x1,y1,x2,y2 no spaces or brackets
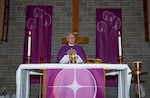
61,0,89,44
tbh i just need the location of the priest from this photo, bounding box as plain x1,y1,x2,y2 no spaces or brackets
57,33,86,63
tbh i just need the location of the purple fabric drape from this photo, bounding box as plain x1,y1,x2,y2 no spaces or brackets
96,8,122,87
46,69,105,98
23,5,53,63
23,5,53,83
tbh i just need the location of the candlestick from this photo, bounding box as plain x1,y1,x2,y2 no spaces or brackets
129,61,148,98
27,31,32,56
118,31,122,56
137,74,141,98
40,57,44,64
129,61,148,75
27,56,31,64
118,56,123,64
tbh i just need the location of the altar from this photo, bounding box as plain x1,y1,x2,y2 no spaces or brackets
16,64,132,98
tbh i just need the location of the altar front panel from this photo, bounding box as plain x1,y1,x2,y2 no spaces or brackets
46,68,105,98
16,64,132,98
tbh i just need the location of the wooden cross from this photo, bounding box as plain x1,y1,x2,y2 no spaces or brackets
61,0,89,44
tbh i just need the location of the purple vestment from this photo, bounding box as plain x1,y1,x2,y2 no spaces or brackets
57,44,86,63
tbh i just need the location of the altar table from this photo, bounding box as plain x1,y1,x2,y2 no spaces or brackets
16,64,132,98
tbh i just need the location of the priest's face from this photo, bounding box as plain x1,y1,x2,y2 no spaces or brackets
67,34,76,45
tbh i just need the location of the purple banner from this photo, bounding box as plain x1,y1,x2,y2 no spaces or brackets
96,8,122,64
46,68,105,98
23,5,53,83
23,5,53,64
96,8,122,87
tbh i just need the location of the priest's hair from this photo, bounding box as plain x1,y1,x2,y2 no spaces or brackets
66,33,76,39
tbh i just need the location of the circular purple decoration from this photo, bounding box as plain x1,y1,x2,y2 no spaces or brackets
97,21,107,33
103,11,109,21
103,11,116,23
112,17,121,30
43,13,51,27
109,14,116,23
38,9,45,19
33,8,40,18
27,18,37,30
33,8,45,19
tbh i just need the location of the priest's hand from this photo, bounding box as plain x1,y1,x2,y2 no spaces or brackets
67,48,77,56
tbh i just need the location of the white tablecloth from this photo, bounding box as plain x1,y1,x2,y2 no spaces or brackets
16,63,132,98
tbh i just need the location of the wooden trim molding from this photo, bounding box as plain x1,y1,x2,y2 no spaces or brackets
143,0,150,42
0,0,10,42
0,0,5,41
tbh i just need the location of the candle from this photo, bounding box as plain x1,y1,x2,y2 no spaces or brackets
118,31,122,56
27,31,31,56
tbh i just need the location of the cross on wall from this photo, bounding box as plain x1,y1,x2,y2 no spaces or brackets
61,0,89,44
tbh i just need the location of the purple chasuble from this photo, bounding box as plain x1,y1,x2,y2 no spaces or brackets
57,45,86,63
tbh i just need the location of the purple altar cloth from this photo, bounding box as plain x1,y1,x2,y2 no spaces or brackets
46,68,105,98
